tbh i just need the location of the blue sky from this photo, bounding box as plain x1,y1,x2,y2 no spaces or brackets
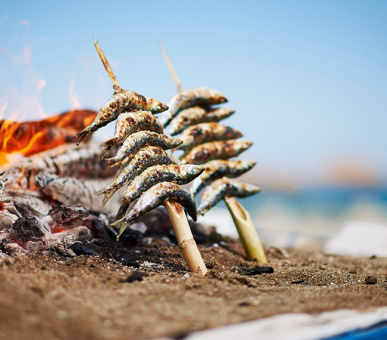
1,1,386,186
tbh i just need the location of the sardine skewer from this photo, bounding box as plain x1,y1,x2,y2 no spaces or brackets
161,46,264,264
116,164,204,219
100,111,164,155
75,41,207,275
105,131,182,169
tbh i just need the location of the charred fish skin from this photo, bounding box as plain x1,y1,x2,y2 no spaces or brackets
166,107,235,136
95,146,180,205
74,90,168,145
105,131,182,169
100,111,164,154
115,164,203,220
197,177,260,215
160,87,228,128
178,122,243,151
180,140,252,165
112,182,197,236
190,159,256,196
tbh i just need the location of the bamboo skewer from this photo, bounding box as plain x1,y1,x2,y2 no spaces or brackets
159,42,183,93
160,45,267,263
94,41,207,275
225,196,267,262
94,40,122,93
164,200,207,274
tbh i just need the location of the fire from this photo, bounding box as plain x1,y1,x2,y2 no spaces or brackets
0,109,97,166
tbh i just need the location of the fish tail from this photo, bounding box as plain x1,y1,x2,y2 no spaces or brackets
94,186,116,206
93,187,108,197
100,139,117,158
105,157,119,169
110,217,127,241
101,189,115,206
73,128,91,145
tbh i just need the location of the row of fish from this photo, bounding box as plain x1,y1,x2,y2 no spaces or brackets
163,87,260,215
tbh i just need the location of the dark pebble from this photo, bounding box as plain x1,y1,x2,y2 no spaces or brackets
115,252,139,268
291,280,306,285
365,275,377,285
125,271,148,283
238,266,274,276
69,242,95,256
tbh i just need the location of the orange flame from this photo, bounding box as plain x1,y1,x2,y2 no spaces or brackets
0,109,97,166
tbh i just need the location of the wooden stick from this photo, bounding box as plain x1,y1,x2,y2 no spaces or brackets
94,39,122,93
225,196,267,263
159,42,183,93
164,200,207,275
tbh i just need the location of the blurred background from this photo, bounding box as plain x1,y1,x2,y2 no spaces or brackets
1,1,386,253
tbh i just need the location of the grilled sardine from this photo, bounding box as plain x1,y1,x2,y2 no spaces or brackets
112,182,197,238
101,111,164,154
178,122,243,151
105,131,182,169
160,87,227,128
74,90,168,144
166,107,235,136
95,146,180,205
116,164,203,219
197,177,260,215
180,140,252,165
190,160,256,196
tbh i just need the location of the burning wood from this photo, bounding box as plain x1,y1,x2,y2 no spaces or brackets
0,109,97,166
35,174,121,214
0,141,116,191
0,107,122,254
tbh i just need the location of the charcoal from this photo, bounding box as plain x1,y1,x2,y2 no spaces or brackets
124,271,148,283
82,214,110,239
49,205,88,224
51,226,92,244
10,216,50,244
120,222,148,243
69,242,95,256
365,275,377,285
139,207,169,235
237,266,274,276
115,252,139,267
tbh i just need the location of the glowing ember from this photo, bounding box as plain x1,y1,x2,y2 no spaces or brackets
0,109,97,166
